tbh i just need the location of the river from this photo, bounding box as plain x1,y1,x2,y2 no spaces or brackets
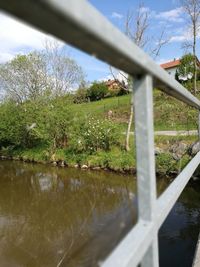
0,160,200,267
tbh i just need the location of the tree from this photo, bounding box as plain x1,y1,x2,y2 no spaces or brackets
0,41,85,103
125,4,169,59
176,53,194,85
44,39,85,96
113,4,169,151
87,82,109,101
0,53,48,103
181,0,200,94
73,81,89,104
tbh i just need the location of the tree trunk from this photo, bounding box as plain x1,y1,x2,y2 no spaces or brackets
125,92,134,151
193,21,197,94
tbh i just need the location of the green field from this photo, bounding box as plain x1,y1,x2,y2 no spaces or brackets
68,89,199,132
1,88,199,175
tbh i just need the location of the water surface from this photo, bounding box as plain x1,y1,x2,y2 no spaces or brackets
0,160,200,267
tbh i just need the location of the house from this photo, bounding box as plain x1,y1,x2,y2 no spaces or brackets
105,79,126,90
160,57,200,81
160,59,180,78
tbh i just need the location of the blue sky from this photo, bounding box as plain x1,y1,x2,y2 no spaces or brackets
0,0,199,82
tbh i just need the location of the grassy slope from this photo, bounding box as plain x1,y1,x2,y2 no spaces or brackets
68,89,199,131
3,89,199,174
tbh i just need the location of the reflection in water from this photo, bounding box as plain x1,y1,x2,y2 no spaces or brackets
0,161,200,267
159,184,200,267
0,161,136,267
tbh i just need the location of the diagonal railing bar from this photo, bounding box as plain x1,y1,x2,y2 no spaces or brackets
1,1,200,267
102,151,200,267
156,151,200,228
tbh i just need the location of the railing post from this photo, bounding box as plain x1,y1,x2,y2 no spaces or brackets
134,74,159,267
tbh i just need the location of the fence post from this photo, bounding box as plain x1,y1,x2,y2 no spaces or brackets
134,74,159,267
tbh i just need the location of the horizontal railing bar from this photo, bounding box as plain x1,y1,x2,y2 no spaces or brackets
1,0,200,109
157,151,200,228
101,220,155,267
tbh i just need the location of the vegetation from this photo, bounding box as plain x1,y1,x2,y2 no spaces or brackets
73,81,128,104
86,82,109,101
0,43,200,175
0,85,199,174
176,54,200,91
0,46,84,103
181,0,200,94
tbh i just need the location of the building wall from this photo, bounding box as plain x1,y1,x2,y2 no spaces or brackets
165,67,177,78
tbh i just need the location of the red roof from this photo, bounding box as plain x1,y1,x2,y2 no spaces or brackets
160,59,180,69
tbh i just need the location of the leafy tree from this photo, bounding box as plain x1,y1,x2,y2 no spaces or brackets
181,0,200,94
0,45,84,103
87,82,108,101
0,53,48,103
73,81,89,103
176,54,194,85
0,101,25,147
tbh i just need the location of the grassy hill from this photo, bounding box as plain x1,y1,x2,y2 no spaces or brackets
69,89,198,132
1,88,199,175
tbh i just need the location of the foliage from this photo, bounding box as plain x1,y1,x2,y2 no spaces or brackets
0,49,84,103
0,101,25,148
176,54,194,86
87,82,109,101
71,117,119,153
0,97,73,150
73,82,89,103
43,98,73,150
0,53,48,103
73,81,128,104
156,153,175,174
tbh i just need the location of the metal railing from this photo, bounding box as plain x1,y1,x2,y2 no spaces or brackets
1,1,200,266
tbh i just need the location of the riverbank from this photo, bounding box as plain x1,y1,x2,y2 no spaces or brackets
1,135,199,176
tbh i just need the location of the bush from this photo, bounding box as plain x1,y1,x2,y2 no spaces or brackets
71,117,119,153
0,101,25,148
87,82,109,101
0,96,74,151
73,87,89,104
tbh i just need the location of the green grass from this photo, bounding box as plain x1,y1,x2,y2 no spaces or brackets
66,89,200,132
1,87,200,174
2,133,197,175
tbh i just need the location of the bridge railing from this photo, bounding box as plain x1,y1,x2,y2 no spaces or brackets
1,1,200,266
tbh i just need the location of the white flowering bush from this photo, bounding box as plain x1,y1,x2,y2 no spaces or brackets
72,117,119,153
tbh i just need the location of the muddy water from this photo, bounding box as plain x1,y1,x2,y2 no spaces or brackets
0,160,199,267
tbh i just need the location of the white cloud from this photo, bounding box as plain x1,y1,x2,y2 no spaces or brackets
169,27,194,43
0,12,64,63
170,35,189,42
0,52,14,63
139,7,151,14
98,74,112,82
111,12,123,19
155,7,184,23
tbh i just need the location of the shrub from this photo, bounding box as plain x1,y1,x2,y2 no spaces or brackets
87,82,109,101
73,87,88,104
71,117,119,153
0,101,25,148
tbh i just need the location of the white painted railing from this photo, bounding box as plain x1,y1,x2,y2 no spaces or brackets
1,1,200,266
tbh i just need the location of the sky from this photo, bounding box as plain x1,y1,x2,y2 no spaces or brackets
0,0,199,82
